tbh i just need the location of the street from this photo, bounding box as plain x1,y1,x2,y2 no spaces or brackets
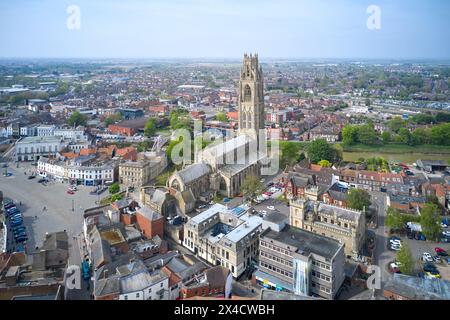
370,191,395,288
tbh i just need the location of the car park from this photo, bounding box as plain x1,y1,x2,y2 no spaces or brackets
422,252,433,262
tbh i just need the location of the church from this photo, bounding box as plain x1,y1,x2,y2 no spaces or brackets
168,53,266,206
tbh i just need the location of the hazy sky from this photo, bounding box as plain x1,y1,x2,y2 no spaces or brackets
0,0,449,59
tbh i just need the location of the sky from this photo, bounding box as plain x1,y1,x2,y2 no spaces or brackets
0,0,449,60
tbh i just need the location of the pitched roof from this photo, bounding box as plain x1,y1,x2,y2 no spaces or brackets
176,163,211,184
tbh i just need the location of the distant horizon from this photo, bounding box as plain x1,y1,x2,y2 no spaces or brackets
1,0,449,60
1,56,450,64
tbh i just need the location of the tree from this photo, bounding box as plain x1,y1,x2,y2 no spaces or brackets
104,113,123,127
108,182,120,195
342,125,358,145
170,109,190,130
357,124,377,145
435,112,450,123
215,112,228,122
412,128,430,145
396,243,415,275
144,118,157,137
242,175,264,201
381,131,391,144
111,193,123,202
387,117,407,133
420,203,442,241
307,139,334,164
280,141,303,168
68,111,88,127
318,160,332,168
386,207,405,230
398,128,413,145
347,188,371,211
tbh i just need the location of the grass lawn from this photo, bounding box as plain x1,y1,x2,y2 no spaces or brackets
342,144,450,154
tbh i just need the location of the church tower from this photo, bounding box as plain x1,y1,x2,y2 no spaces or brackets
238,53,265,144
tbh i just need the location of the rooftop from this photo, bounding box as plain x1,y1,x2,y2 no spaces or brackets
17,136,62,144
262,225,343,260
190,203,228,225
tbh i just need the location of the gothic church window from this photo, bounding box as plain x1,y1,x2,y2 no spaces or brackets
244,84,252,102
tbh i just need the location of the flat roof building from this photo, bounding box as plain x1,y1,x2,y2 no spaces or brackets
255,225,345,300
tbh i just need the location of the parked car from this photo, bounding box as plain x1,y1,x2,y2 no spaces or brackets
267,206,275,211
423,262,438,273
4,202,15,210
390,244,401,251
67,190,75,195
435,248,448,256
10,213,23,220
15,236,28,243
425,271,441,279
422,252,433,262
389,263,401,273
11,220,23,228
442,231,450,237
441,223,448,229
27,175,36,180
433,256,442,263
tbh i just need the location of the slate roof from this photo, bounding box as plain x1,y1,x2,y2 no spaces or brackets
176,163,211,184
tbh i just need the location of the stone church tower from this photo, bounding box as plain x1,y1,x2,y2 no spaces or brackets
238,53,265,146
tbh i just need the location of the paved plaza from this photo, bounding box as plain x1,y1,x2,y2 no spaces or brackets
0,161,98,250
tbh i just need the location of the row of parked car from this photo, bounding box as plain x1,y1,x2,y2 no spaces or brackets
254,183,283,204
4,200,28,244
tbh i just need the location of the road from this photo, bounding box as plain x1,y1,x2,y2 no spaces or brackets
371,191,394,289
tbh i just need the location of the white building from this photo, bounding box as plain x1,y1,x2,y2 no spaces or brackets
38,156,116,185
54,127,87,141
37,125,56,137
119,270,169,301
16,136,65,162
183,203,263,278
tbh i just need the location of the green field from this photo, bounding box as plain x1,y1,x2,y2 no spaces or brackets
343,144,450,163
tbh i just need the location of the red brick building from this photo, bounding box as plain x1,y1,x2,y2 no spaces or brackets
180,266,232,299
135,207,164,239
108,118,149,136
